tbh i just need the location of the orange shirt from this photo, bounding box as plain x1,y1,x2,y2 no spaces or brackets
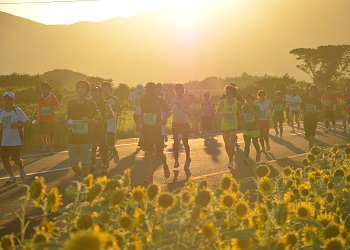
38,94,59,123
322,93,337,112
342,93,350,112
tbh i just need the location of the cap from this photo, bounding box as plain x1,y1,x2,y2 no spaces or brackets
204,91,210,96
145,82,156,89
3,92,15,99
136,84,144,93
91,86,102,92
245,93,254,99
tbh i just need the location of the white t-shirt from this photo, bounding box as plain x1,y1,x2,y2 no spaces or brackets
286,95,301,111
105,96,120,133
284,94,291,108
0,107,29,146
128,91,145,115
254,99,273,120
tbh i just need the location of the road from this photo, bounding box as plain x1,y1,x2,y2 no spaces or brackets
0,121,349,236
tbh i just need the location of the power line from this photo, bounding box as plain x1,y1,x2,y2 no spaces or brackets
0,0,102,4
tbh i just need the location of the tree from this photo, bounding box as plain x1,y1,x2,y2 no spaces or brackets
290,45,350,87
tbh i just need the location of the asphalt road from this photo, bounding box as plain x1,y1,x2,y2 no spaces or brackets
0,121,349,236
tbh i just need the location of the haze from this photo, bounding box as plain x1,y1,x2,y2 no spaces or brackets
0,0,349,84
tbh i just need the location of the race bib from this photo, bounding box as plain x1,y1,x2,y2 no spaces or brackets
202,105,208,111
305,104,316,113
274,104,283,112
41,106,51,116
143,113,157,125
71,120,88,134
173,107,183,116
134,98,141,106
244,113,255,123
1,115,12,127
223,112,236,123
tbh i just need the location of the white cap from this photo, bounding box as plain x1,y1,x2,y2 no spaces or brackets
3,92,15,99
136,84,143,93
204,91,210,96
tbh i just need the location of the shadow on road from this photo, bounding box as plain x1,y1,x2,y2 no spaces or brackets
203,137,221,162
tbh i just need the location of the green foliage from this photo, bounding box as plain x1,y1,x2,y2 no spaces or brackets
3,146,350,249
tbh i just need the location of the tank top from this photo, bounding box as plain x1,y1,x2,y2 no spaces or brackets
221,99,238,130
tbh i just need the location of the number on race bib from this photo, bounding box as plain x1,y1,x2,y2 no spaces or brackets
143,113,157,125
173,107,183,116
71,120,88,134
1,116,12,127
223,112,236,122
274,104,283,112
305,104,316,113
244,113,255,123
41,106,51,116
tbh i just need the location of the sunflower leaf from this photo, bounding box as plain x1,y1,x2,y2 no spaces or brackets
291,218,323,229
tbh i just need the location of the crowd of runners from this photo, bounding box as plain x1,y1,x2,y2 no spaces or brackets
1,81,350,183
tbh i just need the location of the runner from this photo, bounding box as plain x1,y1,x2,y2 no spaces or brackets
66,80,99,179
284,89,291,125
241,93,261,164
286,88,301,133
272,91,285,139
221,82,243,148
341,86,350,133
322,86,338,133
254,90,273,152
300,85,323,149
128,84,146,147
172,84,192,168
0,92,30,183
156,83,170,143
217,85,242,169
139,82,170,183
90,85,114,175
36,82,60,153
101,81,121,163
200,91,215,140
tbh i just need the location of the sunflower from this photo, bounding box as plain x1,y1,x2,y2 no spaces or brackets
345,146,350,155
29,176,46,204
87,182,102,203
231,238,251,249
334,168,345,177
82,174,93,188
105,179,121,191
46,187,63,213
258,177,274,196
307,154,316,162
323,175,330,185
119,215,132,229
231,179,240,193
158,192,174,209
220,192,236,208
147,184,159,200
299,183,311,197
302,225,317,245
198,180,208,190
65,226,110,250
109,189,125,206
76,213,93,230
316,213,334,227
325,191,335,203
1,234,15,250
254,164,270,178
200,222,217,241
32,232,48,245
327,181,335,190
195,189,211,207
133,208,145,226
302,158,310,167
324,223,342,239
283,166,293,177
310,146,321,155
283,191,296,203
123,169,131,187
324,237,346,250
295,202,314,219
221,220,230,230
284,232,298,248
132,186,146,202
314,197,325,211
235,201,249,219
345,174,350,184
220,175,232,190
96,176,108,185
98,211,110,224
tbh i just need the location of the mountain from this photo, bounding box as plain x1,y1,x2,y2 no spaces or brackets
1,1,350,86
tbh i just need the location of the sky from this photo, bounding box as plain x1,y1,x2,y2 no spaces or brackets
0,0,223,25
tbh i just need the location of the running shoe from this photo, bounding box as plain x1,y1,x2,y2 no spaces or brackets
20,170,26,180
297,124,301,130
113,153,119,163
174,161,180,168
324,128,329,134
274,133,279,138
256,153,261,162
143,175,153,183
279,135,283,139
163,164,170,178
184,158,191,169
227,161,236,169
6,176,16,184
